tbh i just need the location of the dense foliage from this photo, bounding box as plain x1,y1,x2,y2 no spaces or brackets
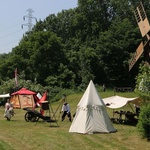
135,63,150,101
137,103,150,140
0,0,149,92
135,64,150,140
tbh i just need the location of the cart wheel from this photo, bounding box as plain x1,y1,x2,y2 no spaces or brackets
24,112,37,122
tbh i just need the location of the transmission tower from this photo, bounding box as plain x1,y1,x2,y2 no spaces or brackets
22,8,37,31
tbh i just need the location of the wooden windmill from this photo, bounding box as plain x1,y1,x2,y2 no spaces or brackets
129,2,150,71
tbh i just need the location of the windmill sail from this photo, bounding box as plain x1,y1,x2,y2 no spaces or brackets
129,2,150,71
129,42,144,71
134,2,150,37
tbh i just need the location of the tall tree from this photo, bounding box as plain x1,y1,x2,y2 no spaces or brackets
12,31,65,85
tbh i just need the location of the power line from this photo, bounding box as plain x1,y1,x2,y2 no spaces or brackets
0,29,22,39
0,22,22,33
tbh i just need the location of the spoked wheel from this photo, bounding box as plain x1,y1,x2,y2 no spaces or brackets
24,112,37,122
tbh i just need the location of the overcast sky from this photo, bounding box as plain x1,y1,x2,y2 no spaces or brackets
0,0,78,54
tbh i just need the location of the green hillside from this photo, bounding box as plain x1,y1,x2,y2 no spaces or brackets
0,91,150,150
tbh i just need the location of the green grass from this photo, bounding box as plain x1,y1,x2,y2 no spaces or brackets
0,91,150,150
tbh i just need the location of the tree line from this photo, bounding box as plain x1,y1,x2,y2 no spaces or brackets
0,0,150,92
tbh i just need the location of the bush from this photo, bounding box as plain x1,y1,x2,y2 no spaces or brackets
137,103,150,140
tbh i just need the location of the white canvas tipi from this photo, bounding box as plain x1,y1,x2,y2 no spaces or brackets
69,80,116,134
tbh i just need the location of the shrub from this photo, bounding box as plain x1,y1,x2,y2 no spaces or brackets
137,103,150,140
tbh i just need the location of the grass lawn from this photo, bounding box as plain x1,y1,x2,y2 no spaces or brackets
0,91,150,150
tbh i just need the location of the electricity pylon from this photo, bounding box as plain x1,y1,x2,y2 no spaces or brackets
21,8,37,31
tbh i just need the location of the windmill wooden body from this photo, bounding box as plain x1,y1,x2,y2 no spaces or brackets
129,2,150,71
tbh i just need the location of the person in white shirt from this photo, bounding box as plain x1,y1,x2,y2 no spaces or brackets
4,99,14,121
61,102,71,122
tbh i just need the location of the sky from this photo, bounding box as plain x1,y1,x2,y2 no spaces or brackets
0,0,78,54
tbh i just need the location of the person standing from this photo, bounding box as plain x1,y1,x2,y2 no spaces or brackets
103,84,106,92
134,104,140,117
4,99,14,121
61,102,72,122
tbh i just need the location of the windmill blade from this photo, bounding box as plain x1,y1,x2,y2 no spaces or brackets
129,42,144,71
134,2,150,37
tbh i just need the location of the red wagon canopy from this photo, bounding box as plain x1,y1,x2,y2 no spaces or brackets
10,88,39,109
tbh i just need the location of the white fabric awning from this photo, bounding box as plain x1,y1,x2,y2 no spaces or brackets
0,93,10,98
102,95,142,109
